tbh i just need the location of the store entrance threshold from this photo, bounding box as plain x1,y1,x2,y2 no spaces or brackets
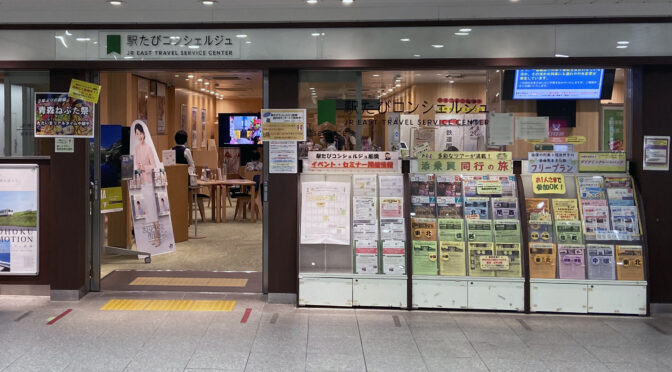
101,270,262,293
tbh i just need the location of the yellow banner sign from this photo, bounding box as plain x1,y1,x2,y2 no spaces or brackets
418,151,512,160
566,135,587,144
578,152,627,173
532,173,566,194
261,109,306,141
418,158,513,174
68,79,102,103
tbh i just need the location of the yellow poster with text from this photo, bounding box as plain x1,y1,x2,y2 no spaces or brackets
261,109,306,141
532,173,566,194
68,79,102,104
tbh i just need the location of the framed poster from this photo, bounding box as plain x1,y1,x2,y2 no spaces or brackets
156,83,167,134
34,92,95,138
0,164,39,275
191,107,198,149
643,135,670,171
180,104,187,131
137,78,149,121
201,108,207,148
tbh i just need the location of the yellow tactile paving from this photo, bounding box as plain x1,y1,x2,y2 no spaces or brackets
100,299,151,311
129,277,248,287
100,299,236,312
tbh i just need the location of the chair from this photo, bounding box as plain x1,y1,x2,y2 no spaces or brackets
234,172,262,221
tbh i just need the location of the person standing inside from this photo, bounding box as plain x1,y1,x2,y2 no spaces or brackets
173,130,195,176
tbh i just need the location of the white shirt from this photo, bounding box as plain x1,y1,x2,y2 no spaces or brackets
183,147,196,175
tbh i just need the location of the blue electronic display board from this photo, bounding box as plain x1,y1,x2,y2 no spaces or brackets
513,69,605,100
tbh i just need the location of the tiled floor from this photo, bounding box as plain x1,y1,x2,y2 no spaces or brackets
1,292,671,372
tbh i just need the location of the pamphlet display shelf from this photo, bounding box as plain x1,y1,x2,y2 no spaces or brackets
521,172,648,316
298,168,408,309
412,276,524,311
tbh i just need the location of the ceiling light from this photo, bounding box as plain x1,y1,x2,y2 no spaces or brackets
400,38,410,42
174,74,179,78
201,0,216,5
201,88,206,91
395,83,401,87
617,41,630,45
554,54,569,58
459,28,472,32
75,37,90,42
306,0,317,3
388,88,393,92
432,44,444,48
236,34,248,38
245,41,252,44
510,0,520,2
204,82,209,85
454,32,470,36
311,33,321,37
373,74,380,77
617,45,628,49
108,0,123,5
188,45,200,49
342,0,354,4
413,54,421,57
449,80,455,84
123,56,133,59
197,78,203,82
185,78,190,81
188,75,194,78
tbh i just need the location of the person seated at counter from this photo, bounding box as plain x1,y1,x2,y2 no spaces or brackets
245,151,263,172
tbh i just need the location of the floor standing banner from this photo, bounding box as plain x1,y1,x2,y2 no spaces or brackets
0,164,39,275
128,120,175,257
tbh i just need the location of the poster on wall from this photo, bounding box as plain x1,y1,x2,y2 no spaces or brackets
260,109,306,141
488,112,514,146
201,109,207,148
269,141,298,174
0,164,39,275
602,106,624,152
129,120,176,256
137,78,149,121
643,135,670,171
219,147,241,175
191,107,198,149
99,125,124,213
34,92,95,138
156,83,167,134
180,104,187,131
516,116,549,141
300,182,351,245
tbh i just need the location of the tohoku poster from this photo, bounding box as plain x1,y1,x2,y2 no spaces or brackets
0,164,39,275
34,92,95,138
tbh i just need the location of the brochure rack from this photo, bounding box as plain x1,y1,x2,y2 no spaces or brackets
298,169,408,308
522,172,647,315
408,166,525,311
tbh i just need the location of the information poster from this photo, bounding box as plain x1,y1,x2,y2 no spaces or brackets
439,241,466,276
643,136,670,171
578,152,627,173
412,240,438,275
261,109,306,141
602,106,624,152
269,141,298,174
68,79,101,104
35,92,95,138
307,151,399,172
528,152,578,173
532,173,566,194
488,112,514,146
616,245,644,281
382,240,405,275
552,199,579,221
355,240,378,274
129,120,176,257
516,116,549,141
0,165,39,275
417,151,512,174
300,181,351,245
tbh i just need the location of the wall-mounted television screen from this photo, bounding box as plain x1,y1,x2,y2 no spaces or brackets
503,69,615,100
218,113,261,145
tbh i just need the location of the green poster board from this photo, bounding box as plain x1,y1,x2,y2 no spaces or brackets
602,106,625,152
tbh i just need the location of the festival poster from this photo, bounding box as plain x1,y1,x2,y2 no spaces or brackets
129,120,176,257
0,165,39,275
34,92,94,137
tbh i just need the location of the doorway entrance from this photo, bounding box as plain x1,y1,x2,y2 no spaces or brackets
94,70,264,294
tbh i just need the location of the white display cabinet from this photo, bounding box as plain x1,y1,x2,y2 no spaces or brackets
413,276,524,311
531,279,646,315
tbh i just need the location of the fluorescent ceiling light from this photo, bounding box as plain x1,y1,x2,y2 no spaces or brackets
617,45,628,49
202,0,216,5
197,78,203,82
342,0,354,4
454,32,469,36
108,0,123,5
188,75,194,78
413,54,421,57
245,41,252,44
388,88,393,92
123,56,133,59
555,54,569,58
236,34,248,38
201,88,206,91
373,74,380,77
617,41,630,45
75,37,90,41
188,45,200,49
174,74,179,78
311,33,321,37
400,38,410,42
459,28,472,32
204,82,210,85
449,80,455,84
432,44,444,48
306,0,318,3
395,84,401,87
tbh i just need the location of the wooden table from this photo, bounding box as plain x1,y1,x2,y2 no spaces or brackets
197,179,257,223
